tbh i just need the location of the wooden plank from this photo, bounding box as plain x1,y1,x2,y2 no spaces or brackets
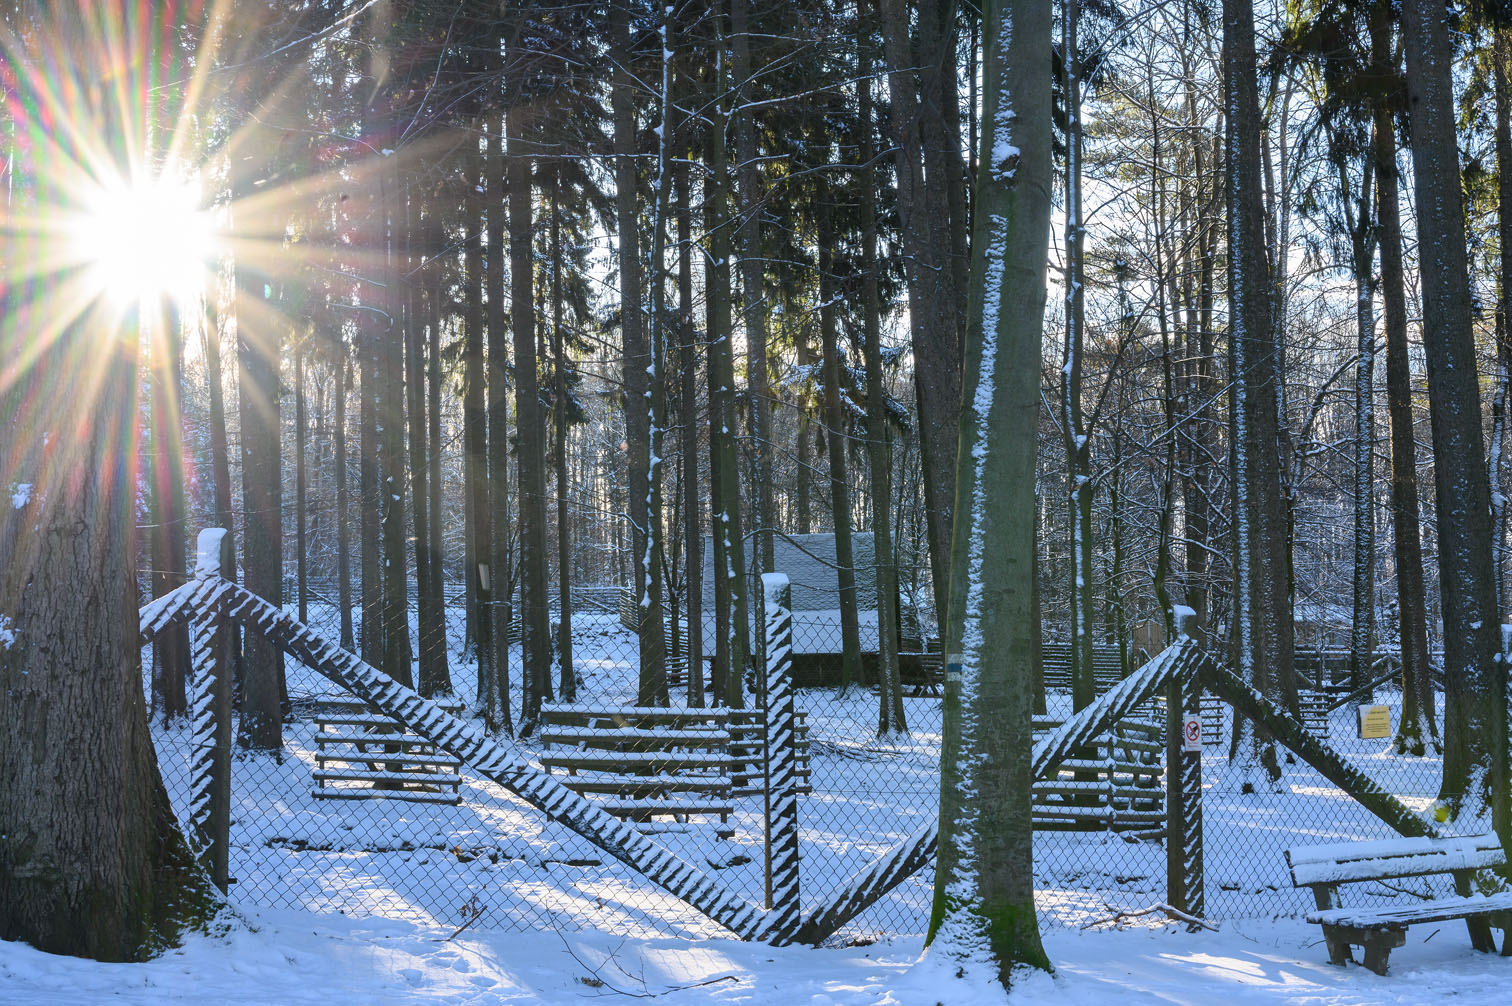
1309,892,1512,928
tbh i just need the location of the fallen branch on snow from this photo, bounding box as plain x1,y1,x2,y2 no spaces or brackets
1082,902,1218,933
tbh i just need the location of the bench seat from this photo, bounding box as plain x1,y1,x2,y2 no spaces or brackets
1309,891,1512,930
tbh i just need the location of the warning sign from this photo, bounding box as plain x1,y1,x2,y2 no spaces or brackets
1182,715,1203,753
1357,704,1391,740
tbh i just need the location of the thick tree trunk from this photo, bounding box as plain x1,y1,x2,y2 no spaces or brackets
1224,0,1290,785
928,0,1051,980
1,324,213,961
1401,0,1508,832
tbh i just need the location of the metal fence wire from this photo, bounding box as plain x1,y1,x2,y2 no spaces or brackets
141,550,1460,945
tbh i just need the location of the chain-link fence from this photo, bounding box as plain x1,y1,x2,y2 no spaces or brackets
140,546,1464,945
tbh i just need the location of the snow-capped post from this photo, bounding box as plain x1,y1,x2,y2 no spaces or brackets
1165,606,1204,917
760,572,800,932
189,527,234,890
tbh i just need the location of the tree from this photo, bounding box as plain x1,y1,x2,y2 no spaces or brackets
881,0,969,633
1400,0,1509,831
0,8,214,956
1224,0,1293,787
928,0,1052,983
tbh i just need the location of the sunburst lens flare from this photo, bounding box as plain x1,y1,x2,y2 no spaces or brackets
68,169,216,312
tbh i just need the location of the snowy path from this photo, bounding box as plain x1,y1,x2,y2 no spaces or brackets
4,910,1509,1004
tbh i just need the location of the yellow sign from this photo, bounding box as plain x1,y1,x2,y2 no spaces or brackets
1357,704,1391,740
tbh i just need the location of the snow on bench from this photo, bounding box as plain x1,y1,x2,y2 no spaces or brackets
1285,833,1512,974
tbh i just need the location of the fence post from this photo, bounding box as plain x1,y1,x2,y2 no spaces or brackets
189,527,234,891
761,573,800,928
1165,607,1204,917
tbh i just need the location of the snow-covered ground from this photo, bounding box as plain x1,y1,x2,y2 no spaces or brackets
5,909,1510,1004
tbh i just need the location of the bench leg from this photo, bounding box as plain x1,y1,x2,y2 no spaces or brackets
1361,933,1401,976
1320,925,1352,967
1467,917,1497,954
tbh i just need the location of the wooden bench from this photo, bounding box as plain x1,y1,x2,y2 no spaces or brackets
1286,834,1512,974
312,696,465,805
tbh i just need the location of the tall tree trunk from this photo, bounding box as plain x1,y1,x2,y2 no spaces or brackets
358,307,382,671
1342,152,1377,697
676,99,704,708
237,278,284,751
1401,0,1508,832
376,135,411,689
859,5,904,733
335,356,355,651
511,101,553,731
1377,102,1434,750
1224,0,1289,786
464,118,494,718
928,0,1051,979
818,208,862,689
550,163,576,703
425,198,450,691
294,339,308,625
409,198,442,696
485,109,512,732
1494,28,1512,627
1060,0,1096,711
729,0,776,576
705,45,750,708
0,319,212,961
148,316,189,722
615,0,668,707
881,0,967,634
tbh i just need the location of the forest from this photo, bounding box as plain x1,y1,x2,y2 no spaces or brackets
3,0,1512,993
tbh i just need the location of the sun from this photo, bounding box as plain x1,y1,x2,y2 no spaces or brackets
68,167,217,313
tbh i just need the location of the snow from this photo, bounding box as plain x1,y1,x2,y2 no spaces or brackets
0,613,14,650
5,913,1511,1004
10,482,31,508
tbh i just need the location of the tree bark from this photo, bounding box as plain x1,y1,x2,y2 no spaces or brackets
818,207,862,689
1,313,213,962
148,316,189,721
881,0,967,634
858,6,905,733
1401,0,1507,831
510,100,553,731
729,0,776,576
928,0,1052,981
1224,0,1291,785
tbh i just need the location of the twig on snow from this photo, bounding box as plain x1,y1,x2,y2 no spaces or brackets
1082,902,1219,933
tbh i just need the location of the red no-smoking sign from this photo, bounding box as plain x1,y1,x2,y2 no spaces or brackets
1182,715,1203,753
